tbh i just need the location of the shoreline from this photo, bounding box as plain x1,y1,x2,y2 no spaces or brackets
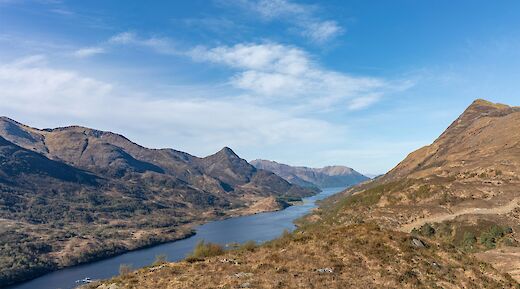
4,194,315,288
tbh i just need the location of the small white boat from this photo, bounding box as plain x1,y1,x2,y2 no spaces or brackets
75,277,92,284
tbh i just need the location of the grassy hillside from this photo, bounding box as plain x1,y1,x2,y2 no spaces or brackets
89,99,520,288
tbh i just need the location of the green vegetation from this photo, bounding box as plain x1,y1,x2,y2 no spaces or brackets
420,223,435,237
239,240,257,252
409,185,431,201
479,225,512,249
340,181,408,208
276,196,302,203
185,240,225,262
414,221,516,252
119,264,133,275
462,232,477,251
153,254,167,265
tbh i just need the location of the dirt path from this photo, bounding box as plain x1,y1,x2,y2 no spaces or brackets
399,198,520,232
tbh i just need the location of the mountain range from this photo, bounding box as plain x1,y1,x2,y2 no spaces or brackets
97,99,520,288
250,159,369,188
0,117,315,287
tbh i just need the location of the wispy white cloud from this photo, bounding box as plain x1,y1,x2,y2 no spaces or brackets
94,33,410,111
0,55,340,155
347,94,382,111
49,8,74,16
226,0,344,43
243,0,309,19
302,20,343,44
109,32,178,54
190,43,393,111
73,46,105,58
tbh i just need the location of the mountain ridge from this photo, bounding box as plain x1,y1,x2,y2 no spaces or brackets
250,159,369,188
0,117,315,287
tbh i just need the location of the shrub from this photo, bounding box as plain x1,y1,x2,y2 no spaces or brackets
479,233,496,249
186,240,224,261
153,254,167,265
412,185,431,200
479,225,506,249
119,263,133,275
462,232,477,250
240,240,257,252
420,223,435,237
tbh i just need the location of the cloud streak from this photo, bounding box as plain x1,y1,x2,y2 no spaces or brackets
190,42,392,111
93,34,407,111
226,0,344,43
109,32,178,55
73,47,105,58
68,32,411,113
0,55,340,156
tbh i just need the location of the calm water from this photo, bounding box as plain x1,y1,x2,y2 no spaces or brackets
7,187,344,289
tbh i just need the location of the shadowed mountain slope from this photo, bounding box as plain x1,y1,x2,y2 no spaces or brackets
0,136,98,186
0,117,314,287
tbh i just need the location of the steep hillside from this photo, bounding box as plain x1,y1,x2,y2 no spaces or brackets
250,159,369,188
321,99,520,227
92,99,520,288
310,99,520,282
0,118,314,287
0,136,98,185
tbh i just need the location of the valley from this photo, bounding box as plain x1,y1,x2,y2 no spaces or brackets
0,117,318,287
6,187,343,289
88,99,520,288
2,2,520,288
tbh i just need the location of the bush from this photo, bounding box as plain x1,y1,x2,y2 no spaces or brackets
420,223,435,237
153,254,167,265
186,240,224,261
479,225,506,249
119,263,133,275
240,240,257,252
462,232,477,250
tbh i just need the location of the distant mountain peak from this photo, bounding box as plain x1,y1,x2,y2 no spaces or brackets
251,159,368,188
215,146,239,158
470,98,510,109
461,99,516,120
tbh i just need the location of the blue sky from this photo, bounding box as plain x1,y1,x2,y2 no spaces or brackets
1,0,519,174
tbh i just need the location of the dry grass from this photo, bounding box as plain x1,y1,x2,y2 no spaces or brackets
90,223,518,289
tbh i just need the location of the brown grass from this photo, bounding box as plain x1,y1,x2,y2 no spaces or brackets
91,223,518,289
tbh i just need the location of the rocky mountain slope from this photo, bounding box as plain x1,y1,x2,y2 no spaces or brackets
311,99,520,282
91,99,520,288
250,159,369,188
0,117,314,287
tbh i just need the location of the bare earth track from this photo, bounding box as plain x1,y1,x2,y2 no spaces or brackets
399,198,520,233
